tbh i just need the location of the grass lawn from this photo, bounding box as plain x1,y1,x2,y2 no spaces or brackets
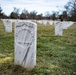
0,20,76,75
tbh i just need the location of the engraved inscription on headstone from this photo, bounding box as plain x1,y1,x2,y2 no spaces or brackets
14,21,37,70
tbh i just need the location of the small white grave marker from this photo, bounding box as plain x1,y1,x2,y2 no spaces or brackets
55,22,63,36
62,21,74,29
14,21,37,70
37,20,43,24
42,20,47,26
48,20,53,25
2,19,12,32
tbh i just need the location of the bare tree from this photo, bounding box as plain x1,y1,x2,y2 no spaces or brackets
20,9,29,19
0,5,8,19
62,11,67,21
0,4,2,14
45,11,50,17
10,7,20,19
44,11,51,19
20,13,26,19
51,11,57,20
65,0,76,21
0,4,3,19
22,9,28,15
35,13,43,20
13,7,20,15
30,10,37,19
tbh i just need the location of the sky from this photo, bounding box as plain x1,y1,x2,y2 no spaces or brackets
0,0,69,16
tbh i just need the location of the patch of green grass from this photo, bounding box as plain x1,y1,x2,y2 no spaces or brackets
0,20,76,75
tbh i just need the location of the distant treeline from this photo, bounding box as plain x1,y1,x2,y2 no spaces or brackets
0,0,76,21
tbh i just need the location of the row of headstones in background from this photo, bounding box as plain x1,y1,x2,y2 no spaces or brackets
1,19,74,36
36,20,75,29
36,20,74,36
1,19,33,32
1,19,52,33
14,21,37,70
2,19,54,26
36,20,54,26
2,19,74,27
54,21,74,36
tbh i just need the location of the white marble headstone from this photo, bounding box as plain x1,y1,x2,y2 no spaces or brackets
55,22,63,36
62,21,74,29
14,21,37,70
37,20,43,24
48,20,53,25
42,20,47,26
2,19,12,32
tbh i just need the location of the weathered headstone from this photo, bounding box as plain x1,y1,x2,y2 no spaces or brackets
54,21,59,25
42,20,47,26
48,20,53,25
37,20,43,24
14,21,37,70
55,22,63,36
2,19,12,32
62,21,74,29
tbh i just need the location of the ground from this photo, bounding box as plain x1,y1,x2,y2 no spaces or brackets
0,20,76,75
